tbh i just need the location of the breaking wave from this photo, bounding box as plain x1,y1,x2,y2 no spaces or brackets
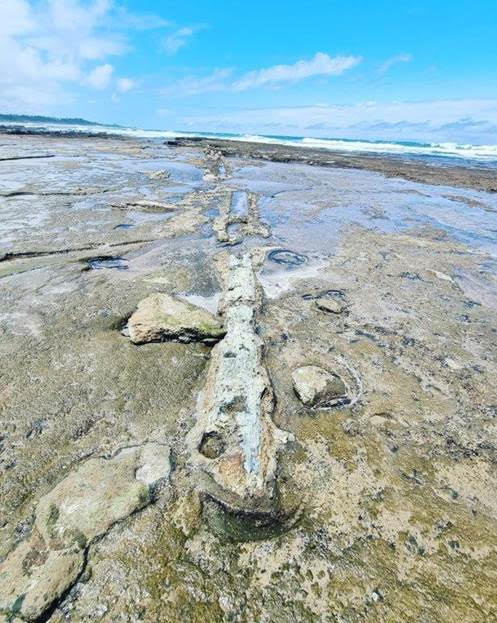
3,120,497,163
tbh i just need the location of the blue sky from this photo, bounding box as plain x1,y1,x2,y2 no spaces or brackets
1,0,497,143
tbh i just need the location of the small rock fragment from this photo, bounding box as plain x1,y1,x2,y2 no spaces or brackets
148,169,170,180
292,365,348,408
314,299,344,314
370,415,388,427
127,293,225,345
111,199,176,212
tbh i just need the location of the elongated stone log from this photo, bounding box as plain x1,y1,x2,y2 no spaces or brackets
188,254,290,514
213,191,270,245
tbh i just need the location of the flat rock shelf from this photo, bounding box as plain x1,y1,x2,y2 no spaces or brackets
0,131,496,623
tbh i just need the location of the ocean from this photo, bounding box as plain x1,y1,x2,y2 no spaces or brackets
2,119,497,165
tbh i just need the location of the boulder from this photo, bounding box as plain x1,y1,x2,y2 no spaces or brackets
127,293,225,345
292,365,348,408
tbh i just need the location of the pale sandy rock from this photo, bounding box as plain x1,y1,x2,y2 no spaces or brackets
370,415,388,426
111,199,176,212
0,443,170,621
127,293,225,345
292,365,348,408
135,442,171,486
314,298,345,314
147,169,170,180
35,447,150,546
0,537,84,622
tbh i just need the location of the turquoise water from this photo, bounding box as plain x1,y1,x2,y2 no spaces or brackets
2,119,497,164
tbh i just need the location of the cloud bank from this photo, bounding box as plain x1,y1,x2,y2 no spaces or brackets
162,53,361,96
176,99,497,144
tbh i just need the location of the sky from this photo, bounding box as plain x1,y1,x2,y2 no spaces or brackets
1,0,497,143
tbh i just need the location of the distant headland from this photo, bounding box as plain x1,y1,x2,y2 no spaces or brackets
0,113,106,126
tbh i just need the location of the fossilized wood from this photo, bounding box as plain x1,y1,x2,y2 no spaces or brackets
188,253,290,514
110,199,177,212
213,191,270,245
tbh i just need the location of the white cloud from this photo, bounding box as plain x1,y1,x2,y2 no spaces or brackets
117,77,136,92
162,27,195,55
0,0,33,36
161,68,233,96
176,99,497,143
378,54,413,74
112,7,172,30
232,53,362,91
0,0,155,110
85,63,113,88
161,53,361,97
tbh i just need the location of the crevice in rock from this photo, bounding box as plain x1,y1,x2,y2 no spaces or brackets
109,238,158,247
0,154,55,162
0,240,154,264
1,188,112,197
0,246,98,262
33,547,89,623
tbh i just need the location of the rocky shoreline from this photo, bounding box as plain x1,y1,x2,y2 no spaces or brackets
3,127,497,192
172,135,497,193
1,131,496,622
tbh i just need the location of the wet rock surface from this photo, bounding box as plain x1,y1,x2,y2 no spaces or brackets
1,132,497,622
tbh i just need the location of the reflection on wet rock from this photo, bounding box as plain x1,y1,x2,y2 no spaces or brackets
268,248,308,266
85,256,129,270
